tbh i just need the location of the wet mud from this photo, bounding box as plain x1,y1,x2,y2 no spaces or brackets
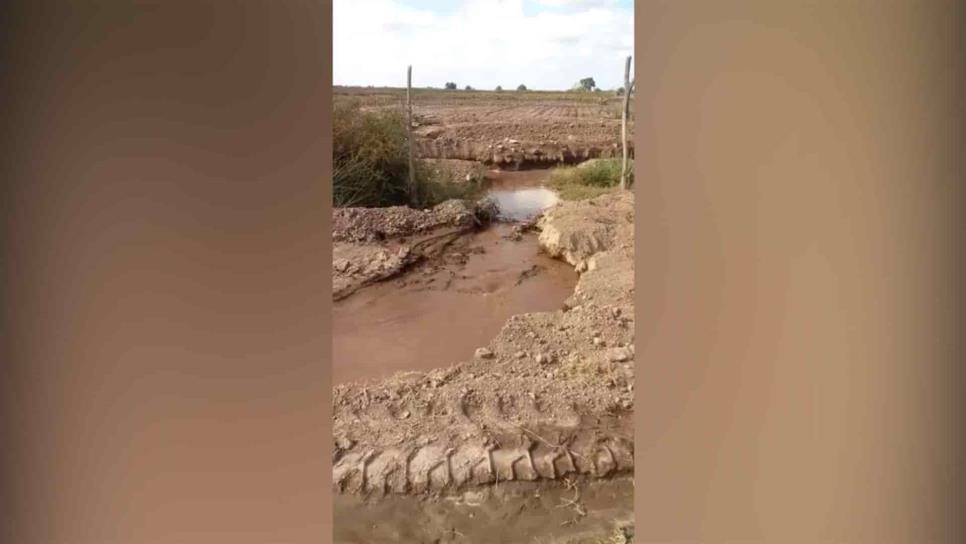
332,169,572,385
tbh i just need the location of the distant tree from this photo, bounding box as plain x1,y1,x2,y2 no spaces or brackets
578,77,596,91
444,82,457,90
495,85,503,91
465,85,473,91
616,86,624,96
517,84,527,91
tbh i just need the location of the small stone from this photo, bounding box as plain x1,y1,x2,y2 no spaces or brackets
514,351,526,359
400,410,411,419
592,337,604,347
474,347,494,359
535,353,548,365
607,347,633,362
335,436,354,450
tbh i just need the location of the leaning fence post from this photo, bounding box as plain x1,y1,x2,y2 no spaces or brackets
620,55,632,190
406,65,416,202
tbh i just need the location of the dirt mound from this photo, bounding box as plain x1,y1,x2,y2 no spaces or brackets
332,190,635,497
333,199,480,243
333,199,500,300
537,190,634,270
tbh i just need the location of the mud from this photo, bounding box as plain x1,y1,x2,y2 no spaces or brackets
333,170,572,385
332,179,635,541
332,191,635,489
332,199,496,301
332,224,575,384
334,476,634,544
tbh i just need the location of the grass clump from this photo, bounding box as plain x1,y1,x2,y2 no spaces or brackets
333,98,481,208
546,158,632,200
410,161,483,208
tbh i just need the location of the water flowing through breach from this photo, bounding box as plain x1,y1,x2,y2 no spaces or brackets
332,168,573,385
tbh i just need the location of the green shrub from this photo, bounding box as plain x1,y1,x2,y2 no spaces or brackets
546,158,632,200
332,98,482,208
332,98,410,207
409,162,483,209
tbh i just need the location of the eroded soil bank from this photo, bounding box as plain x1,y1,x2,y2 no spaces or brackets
331,176,635,542
333,221,575,384
333,169,573,385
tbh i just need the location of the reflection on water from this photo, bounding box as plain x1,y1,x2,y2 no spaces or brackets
484,169,560,221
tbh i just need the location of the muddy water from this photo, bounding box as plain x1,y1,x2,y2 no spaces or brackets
484,169,561,221
332,169,572,385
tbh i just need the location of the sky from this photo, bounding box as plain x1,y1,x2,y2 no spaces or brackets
333,0,634,91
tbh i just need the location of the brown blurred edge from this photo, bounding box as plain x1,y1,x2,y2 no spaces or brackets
0,0,963,543
1,0,333,542
633,1,964,543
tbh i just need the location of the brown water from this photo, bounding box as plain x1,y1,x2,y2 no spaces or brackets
484,169,561,221
332,169,573,385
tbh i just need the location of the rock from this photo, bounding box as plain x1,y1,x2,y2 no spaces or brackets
607,347,632,362
474,347,494,359
514,351,526,359
333,258,351,273
399,410,411,419
592,337,604,347
335,436,354,450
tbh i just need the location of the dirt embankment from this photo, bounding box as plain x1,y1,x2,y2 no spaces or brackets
337,87,634,169
332,190,635,497
332,199,496,301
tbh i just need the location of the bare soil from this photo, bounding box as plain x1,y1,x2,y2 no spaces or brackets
333,189,634,491
332,199,493,300
336,87,634,168
334,477,634,544
331,168,635,541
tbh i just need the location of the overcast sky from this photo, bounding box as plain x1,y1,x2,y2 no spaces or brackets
334,0,634,91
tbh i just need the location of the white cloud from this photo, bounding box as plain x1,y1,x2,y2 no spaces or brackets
333,0,634,90
536,0,619,8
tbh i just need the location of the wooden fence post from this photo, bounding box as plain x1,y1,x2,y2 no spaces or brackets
620,55,632,190
407,65,416,202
